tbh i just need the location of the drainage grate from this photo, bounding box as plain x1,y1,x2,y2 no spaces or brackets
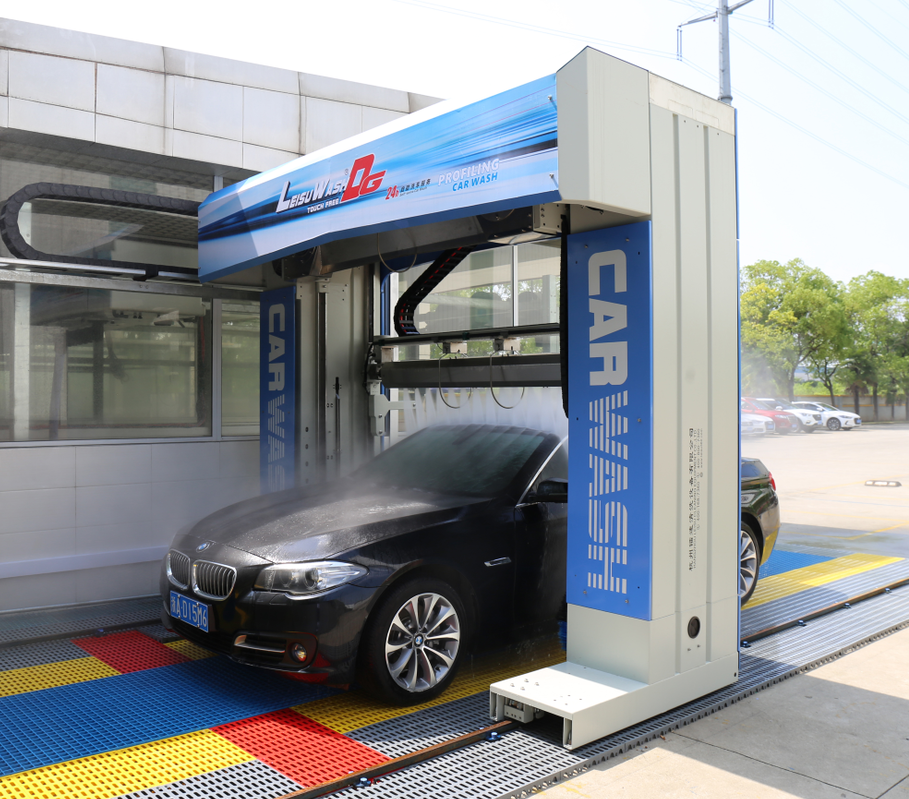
318,586,909,799
0,597,161,646
0,639,92,672
742,558,909,638
136,623,181,643
213,709,389,786
0,658,337,777
117,761,302,799
347,693,491,758
73,630,189,674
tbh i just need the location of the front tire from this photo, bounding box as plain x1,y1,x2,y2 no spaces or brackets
827,418,842,431
739,522,761,606
358,577,466,705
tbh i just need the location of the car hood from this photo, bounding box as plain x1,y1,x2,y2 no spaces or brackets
183,481,489,563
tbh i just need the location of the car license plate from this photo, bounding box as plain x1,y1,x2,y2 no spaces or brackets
170,591,210,633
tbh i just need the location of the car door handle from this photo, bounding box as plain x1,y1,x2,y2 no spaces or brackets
484,557,512,567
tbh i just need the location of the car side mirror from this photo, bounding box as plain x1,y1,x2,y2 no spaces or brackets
531,479,568,503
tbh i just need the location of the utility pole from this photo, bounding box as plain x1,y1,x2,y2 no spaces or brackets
719,0,732,104
677,0,774,105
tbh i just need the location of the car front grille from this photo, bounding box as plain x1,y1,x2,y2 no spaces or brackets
167,550,190,588
192,560,237,600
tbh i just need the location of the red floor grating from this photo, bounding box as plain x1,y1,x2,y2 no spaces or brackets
213,708,391,786
73,630,190,673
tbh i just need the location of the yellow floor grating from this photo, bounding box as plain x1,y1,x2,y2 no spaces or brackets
164,639,216,660
0,658,120,698
0,730,253,799
295,638,567,733
747,553,902,608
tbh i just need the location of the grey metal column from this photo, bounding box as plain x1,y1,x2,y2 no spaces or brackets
211,299,223,439
12,283,30,441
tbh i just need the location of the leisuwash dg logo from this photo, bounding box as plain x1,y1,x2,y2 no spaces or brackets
275,153,386,215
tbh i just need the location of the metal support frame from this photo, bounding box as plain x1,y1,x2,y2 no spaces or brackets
379,353,560,389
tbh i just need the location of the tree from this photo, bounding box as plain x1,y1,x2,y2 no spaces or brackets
740,259,847,400
842,272,909,421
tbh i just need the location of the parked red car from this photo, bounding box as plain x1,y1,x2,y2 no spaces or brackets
741,398,801,434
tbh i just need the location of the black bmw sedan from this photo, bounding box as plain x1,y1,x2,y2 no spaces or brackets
162,425,569,704
161,424,779,704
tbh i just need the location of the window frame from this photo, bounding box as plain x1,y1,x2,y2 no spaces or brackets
0,268,261,447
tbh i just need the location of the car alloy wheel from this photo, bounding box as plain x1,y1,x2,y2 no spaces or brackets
358,577,465,704
827,417,842,431
739,522,760,606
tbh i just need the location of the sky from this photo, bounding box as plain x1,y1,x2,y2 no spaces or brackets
4,0,908,285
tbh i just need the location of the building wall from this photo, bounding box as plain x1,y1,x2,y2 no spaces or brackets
0,440,258,610
0,18,437,612
0,18,439,174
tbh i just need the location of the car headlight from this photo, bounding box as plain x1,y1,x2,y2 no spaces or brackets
254,561,368,597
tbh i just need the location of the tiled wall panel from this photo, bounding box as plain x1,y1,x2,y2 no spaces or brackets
0,18,439,169
0,442,260,609
8,51,95,110
304,97,363,154
97,64,166,126
242,87,300,152
8,97,95,141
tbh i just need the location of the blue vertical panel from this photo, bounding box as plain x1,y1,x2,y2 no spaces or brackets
567,222,653,620
260,287,296,494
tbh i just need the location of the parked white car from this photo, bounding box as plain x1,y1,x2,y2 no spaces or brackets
791,401,863,431
759,399,824,433
741,412,774,435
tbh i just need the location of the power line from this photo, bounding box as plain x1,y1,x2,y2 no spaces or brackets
777,0,909,99
681,58,909,192
863,0,909,37
767,26,909,126
830,0,909,65
388,0,677,60
733,30,909,148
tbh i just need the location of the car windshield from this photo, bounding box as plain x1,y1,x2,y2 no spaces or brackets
352,426,547,498
817,402,839,411
748,399,770,410
774,401,796,410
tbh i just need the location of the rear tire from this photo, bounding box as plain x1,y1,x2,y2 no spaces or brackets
739,522,761,606
357,577,466,705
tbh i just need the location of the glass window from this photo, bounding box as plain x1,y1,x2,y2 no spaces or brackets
0,282,212,441
0,141,215,270
388,238,561,359
221,301,260,437
393,246,514,336
516,239,560,353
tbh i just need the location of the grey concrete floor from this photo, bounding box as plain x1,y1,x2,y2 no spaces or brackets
743,422,909,561
541,422,909,798
540,626,909,798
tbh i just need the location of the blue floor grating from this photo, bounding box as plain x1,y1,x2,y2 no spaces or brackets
0,657,338,776
759,548,833,579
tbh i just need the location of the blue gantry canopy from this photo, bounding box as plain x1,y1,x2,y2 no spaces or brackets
197,74,560,282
